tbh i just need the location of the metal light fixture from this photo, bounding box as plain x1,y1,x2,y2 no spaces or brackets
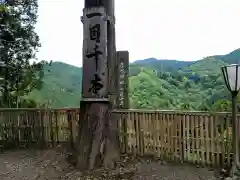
222,64,240,94
222,64,240,177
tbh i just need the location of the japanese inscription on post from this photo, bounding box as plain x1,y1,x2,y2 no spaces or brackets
117,51,129,109
118,62,124,107
82,7,108,99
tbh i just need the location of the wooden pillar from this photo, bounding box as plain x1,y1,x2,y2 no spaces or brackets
116,51,129,109
116,51,129,153
76,0,120,170
77,4,109,170
102,0,121,168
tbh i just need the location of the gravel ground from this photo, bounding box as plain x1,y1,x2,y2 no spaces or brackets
0,146,221,180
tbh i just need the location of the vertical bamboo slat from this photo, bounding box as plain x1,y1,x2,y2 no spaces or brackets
214,115,221,165
160,112,164,160
205,115,210,165
130,112,135,155
220,115,225,166
149,112,153,155
196,115,200,164
139,112,144,156
155,112,160,158
170,113,174,161
226,116,231,166
186,114,190,161
166,114,170,160
174,114,178,161
210,115,215,166
199,115,204,166
135,112,140,156
126,112,131,154
147,113,151,155
152,112,157,158
182,114,186,162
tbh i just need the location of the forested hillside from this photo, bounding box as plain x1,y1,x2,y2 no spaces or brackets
30,49,240,111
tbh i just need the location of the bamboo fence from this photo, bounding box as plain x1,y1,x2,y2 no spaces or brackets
0,108,236,167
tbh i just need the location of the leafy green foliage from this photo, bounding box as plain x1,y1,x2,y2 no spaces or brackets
0,0,48,108
29,62,82,108
29,49,240,111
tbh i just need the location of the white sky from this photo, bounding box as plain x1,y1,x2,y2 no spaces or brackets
35,0,240,67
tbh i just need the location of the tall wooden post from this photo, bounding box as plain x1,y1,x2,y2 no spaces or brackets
116,51,129,109
76,0,120,170
116,51,129,153
103,0,121,167
77,1,109,170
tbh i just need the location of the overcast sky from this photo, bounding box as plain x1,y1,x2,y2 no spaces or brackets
35,0,240,67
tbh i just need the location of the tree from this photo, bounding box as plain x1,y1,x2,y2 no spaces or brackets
0,0,48,107
212,99,231,112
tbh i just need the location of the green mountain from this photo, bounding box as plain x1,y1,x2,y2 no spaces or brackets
30,49,240,110
133,58,193,72
29,62,82,108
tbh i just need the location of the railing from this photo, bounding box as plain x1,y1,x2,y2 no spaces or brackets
0,108,79,149
114,109,234,167
0,108,236,167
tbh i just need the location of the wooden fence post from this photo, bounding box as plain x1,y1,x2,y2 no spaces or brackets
116,51,129,153
180,114,184,162
68,110,76,150
55,110,59,144
49,110,55,147
40,110,45,148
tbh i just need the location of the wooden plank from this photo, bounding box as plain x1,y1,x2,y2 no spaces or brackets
149,112,154,155
160,112,164,160
174,114,178,161
118,113,124,153
200,115,204,166
130,112,135,155
226,116,231,166
139,112,144,156
205,115,210,165
215,115,220,166
190,115,195,163
186,114,190,162
126,112,131,154
210,115,215,166
167,113,171,160
155,112,160,158
220,114,225,166
143,113,147,154
145,112,149,154
178,114,183,163
182,114,186,162
135,112,140,156
196,115,200,165
152,112,157,158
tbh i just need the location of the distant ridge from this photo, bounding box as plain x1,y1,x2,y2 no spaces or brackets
29,48,240,110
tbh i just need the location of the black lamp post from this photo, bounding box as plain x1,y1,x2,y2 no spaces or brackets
222,64,240,177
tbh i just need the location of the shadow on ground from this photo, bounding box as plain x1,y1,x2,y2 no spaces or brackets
0,146,221,180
